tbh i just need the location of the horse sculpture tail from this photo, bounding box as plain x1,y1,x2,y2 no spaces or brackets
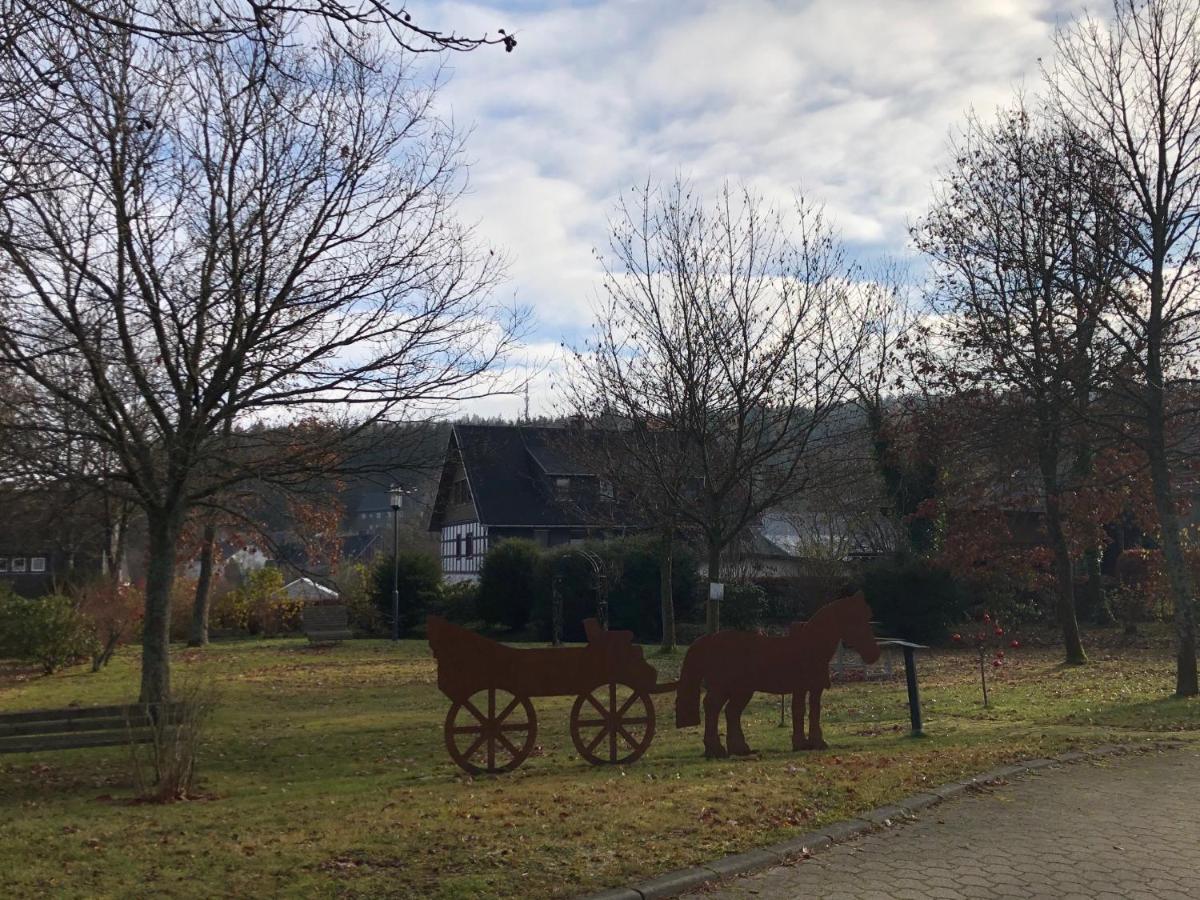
675,638,706,728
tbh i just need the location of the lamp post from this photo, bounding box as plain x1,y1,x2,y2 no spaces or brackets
389,485,404,641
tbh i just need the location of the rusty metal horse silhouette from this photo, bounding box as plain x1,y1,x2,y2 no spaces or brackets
675,593,880,757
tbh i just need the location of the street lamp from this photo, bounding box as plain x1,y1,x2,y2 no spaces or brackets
389,485,404,641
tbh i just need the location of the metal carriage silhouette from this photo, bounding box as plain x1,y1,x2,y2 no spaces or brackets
428,615,676,775
428,593,879,774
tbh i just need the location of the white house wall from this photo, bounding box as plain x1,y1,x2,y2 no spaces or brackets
440,522,488,583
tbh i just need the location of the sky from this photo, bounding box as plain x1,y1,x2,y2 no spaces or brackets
426,0,1092,418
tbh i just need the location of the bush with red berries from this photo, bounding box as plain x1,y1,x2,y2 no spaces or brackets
952,611,1019,708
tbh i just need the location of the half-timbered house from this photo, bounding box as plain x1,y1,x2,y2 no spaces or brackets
427,424,635,582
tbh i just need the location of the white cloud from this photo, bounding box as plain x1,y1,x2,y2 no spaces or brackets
427,0,1088,415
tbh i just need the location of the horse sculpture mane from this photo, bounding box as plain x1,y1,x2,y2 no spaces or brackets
674,592,879,757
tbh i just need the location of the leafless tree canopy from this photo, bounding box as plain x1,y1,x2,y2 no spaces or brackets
565,180,868,630
0,12,521,700
1,0,514,66
1049,0,1200,415
1,2,514,147
914,102,1130,666
1047,0,1200,696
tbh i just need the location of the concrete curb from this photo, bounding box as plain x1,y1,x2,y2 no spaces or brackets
577,739,1185,900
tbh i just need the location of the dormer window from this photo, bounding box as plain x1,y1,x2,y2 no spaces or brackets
452,479,471,505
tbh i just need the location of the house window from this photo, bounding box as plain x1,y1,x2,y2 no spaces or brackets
30,557,46,573
452,480,471,505
465,534,474,558
599,479,614,501
455,534,463,558
11,558,26,573
0,559,7,573
554,477,570,499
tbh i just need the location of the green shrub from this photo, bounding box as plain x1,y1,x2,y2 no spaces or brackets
754,573,855,622
604,536,699,639
372,550,442,634
333,562,385,636
211,567,299,636
862,556,965,644
478,539,540,630
210,585,250,632
531,545,595,641
532,536,700,643
0,591,96,674
169,577,197,642
433,580,479,624
720,582,768,630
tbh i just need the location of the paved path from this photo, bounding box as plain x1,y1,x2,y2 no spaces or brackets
689,747,1200,900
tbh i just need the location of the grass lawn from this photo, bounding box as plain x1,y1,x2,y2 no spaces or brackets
1,631,1197,899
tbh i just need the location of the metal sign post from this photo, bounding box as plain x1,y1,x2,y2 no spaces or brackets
880,639,928,738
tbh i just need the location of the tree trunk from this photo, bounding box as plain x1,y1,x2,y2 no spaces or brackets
1072,430,1108,626
188,523,217,647
659,531,676,651
1045,492,1087,665
141,509,184,704
1144,239,1197,696
102,502,129,584
1147,436,1198,697
705,541,721,634
1039,445,1086,666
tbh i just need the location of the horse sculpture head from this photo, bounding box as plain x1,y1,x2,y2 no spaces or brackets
837,592,881,665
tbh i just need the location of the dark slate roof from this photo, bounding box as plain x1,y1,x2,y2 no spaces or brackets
523,436,591,476
429,424,632,530
740,528,796,559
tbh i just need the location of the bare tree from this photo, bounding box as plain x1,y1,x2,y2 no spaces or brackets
0,13,520,702
1048,0,1200,695
830,265,950,558
773,437,900,562
914,103,1124,666
565,180,864,632
552,423,693,650
0,0,514,99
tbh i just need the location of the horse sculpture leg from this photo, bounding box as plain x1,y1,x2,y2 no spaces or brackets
791,690,810,750
808,688,828,750
703,689,728,758
725,690,754,756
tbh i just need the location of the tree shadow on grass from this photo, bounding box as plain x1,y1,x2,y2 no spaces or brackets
1059,695,1200,732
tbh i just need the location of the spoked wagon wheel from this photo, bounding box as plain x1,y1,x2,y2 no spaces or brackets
444,688,537,775
570,682,656,766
